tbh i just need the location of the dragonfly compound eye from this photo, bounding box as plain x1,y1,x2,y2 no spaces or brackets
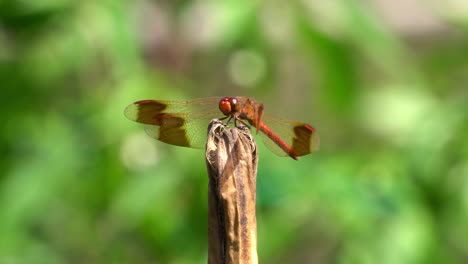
219,97,235,115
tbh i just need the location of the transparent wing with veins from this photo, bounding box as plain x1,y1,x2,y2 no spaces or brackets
124,97,225,148
259,113,320,157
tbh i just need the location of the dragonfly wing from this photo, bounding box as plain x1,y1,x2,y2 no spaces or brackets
125,97,224,148
260,132,289,157
260,113,320,157
143,117,208,149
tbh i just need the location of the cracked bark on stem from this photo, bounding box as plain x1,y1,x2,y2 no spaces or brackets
205,119,258,264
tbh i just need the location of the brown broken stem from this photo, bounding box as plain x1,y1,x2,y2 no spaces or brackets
205,119,258,264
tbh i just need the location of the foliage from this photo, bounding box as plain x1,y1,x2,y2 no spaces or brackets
1,1,467,263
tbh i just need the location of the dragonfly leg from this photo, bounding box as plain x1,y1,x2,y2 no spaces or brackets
218,115,233,126
234,116,248,128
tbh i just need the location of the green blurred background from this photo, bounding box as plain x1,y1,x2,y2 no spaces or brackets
1,0,467,263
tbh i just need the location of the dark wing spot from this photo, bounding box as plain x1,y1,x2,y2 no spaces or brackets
291,124,314,156
156,114,190,147
135,101,167,124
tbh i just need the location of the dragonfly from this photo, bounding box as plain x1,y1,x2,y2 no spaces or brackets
124,97,319,160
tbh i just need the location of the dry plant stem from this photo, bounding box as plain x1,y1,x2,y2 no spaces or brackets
206,119,258,264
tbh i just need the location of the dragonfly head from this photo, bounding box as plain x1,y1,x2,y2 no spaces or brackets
219,97,239,116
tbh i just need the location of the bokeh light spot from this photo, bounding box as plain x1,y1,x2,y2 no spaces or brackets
228,50,266,88
120,131,159,171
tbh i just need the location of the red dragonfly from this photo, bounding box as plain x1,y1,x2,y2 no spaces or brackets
124,97,319,160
